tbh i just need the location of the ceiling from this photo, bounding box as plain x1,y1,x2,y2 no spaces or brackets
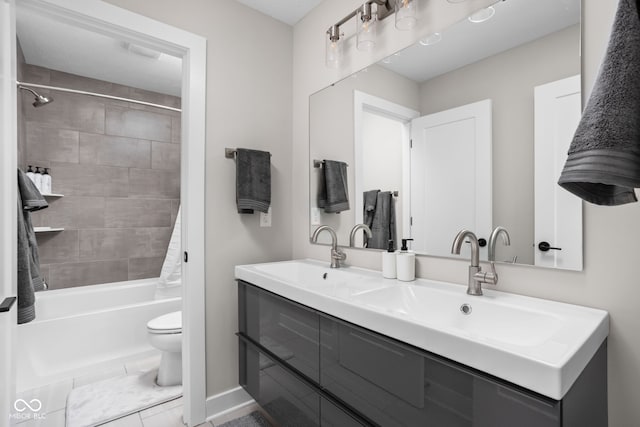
234,0,322,26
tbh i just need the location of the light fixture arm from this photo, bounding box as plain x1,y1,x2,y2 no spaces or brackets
326,0,397,39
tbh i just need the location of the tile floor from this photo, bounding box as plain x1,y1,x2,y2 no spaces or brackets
11,353,264,427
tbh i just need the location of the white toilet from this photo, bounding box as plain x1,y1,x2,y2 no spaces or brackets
147,310,182,386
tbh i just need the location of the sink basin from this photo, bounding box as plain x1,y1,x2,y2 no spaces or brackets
235,259,609,400
241,259,393,298
353,285,563,347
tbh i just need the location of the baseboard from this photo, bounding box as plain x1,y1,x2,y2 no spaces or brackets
205,386,254,421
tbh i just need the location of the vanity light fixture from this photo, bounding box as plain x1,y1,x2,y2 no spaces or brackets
327,0,421,68
395,0,417,30
468,6,496,23
357,3,377,51
326,24,343,68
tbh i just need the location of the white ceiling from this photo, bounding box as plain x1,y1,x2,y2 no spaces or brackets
234,0,322,25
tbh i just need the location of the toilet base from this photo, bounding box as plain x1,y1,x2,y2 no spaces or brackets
156,351,182,386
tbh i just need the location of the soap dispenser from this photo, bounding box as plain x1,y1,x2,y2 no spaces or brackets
42,168,52,194
396,238,415,282
382,239,397,279
26,165,36,186
33,166,43,192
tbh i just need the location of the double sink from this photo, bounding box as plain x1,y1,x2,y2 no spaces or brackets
235,259,608,401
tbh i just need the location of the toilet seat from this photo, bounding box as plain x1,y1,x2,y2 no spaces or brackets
147,311,182,334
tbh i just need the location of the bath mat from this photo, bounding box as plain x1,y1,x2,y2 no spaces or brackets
219,410,272,427
65,369,182,427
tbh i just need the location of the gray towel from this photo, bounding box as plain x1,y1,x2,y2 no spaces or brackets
236,148,271,214
558,0,640,205
363,189,380,247
317,160,349,213
367,191,397,250
17,169,48,324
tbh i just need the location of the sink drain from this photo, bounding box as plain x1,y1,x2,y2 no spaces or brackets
460,303,472,315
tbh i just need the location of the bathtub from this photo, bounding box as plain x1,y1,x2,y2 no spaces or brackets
16,278,181,391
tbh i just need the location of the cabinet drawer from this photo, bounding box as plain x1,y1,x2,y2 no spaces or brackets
239,281,319,381
239,337,320,427
321,397,368,427
321,316,474,426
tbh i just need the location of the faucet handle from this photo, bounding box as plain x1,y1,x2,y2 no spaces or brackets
474,261,498,286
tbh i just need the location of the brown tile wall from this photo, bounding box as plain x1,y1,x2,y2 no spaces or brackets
20,65,181,290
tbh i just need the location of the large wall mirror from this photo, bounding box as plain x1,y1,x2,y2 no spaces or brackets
309,0,583,270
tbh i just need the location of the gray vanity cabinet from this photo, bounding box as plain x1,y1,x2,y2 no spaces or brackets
238,281,607,427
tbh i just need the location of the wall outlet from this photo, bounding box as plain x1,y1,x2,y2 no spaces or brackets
311,207,321,226
260,207,272,227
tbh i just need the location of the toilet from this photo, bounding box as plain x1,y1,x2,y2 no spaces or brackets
147,311,182,386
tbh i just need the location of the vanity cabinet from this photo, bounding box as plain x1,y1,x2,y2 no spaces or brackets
238,281,607,426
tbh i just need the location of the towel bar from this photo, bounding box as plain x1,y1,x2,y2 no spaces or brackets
225,148,272,159
313,159,349,168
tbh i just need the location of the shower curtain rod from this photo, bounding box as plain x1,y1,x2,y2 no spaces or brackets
16,81,182,112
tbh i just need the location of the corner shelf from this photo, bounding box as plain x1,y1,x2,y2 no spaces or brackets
34,227,64,233
41,193,64,198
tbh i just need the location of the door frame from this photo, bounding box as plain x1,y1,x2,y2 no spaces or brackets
1,0,207,424
353,91,420,240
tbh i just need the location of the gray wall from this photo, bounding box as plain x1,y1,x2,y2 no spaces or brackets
18,64,181,289
294,0,639,425
419,25,580,265
16,39,25,170
103,0,294,398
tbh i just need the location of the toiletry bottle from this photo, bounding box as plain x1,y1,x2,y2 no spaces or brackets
382,239,397,279
396,238,415,282
42,168,52,194
26,165,36,186
33,166,43,192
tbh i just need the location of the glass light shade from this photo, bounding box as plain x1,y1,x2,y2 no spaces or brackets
325,34,343,68
356,7,377,51
395,0,417,30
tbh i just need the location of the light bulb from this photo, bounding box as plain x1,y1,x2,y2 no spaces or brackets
357,4,377,52
395,0,417,30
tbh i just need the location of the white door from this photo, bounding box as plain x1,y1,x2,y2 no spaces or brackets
410,100,492,259
0,0,18,423
534,75,582,270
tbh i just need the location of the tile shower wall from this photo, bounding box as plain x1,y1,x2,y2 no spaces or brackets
18,64,181,290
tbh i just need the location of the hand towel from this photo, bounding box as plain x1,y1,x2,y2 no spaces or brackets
363,189,380,247
317,160,349,213
17,169,48,324
557,0,640,205
236,148,271,214
368,191,397,250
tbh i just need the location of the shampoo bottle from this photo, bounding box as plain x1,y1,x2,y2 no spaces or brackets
26,165,36,186
396,238,415,282
33,166,43,192
42,168,52,194
382,239,397,279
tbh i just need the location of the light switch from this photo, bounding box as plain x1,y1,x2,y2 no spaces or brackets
260,207,272,227
311,207,321,226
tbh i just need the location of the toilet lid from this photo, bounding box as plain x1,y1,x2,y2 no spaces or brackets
147,311,182,333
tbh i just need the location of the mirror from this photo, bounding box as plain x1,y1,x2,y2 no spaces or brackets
309,0,582,270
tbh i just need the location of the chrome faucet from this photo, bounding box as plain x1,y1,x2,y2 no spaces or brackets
451,229,499,296
349,223,372,247
311,225,347,268
488,226,511,262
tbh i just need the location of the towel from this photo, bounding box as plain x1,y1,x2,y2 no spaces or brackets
363,189,380,247
236,149,271,214
317,160,349,213
557,0,640,205
367,191,397,250
17,169,48,324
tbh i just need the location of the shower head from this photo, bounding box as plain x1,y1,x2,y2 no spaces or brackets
18,85,53,108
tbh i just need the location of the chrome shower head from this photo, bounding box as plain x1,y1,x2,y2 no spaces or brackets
19,86,53,108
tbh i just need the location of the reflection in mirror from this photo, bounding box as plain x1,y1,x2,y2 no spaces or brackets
309,0,583,270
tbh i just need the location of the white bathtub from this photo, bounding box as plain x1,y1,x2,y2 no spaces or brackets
16,278,181,391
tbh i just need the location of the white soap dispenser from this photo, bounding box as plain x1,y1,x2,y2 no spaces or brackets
42,168,52,194
382,239,397,279
33,166,43,192
396,238,415,282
